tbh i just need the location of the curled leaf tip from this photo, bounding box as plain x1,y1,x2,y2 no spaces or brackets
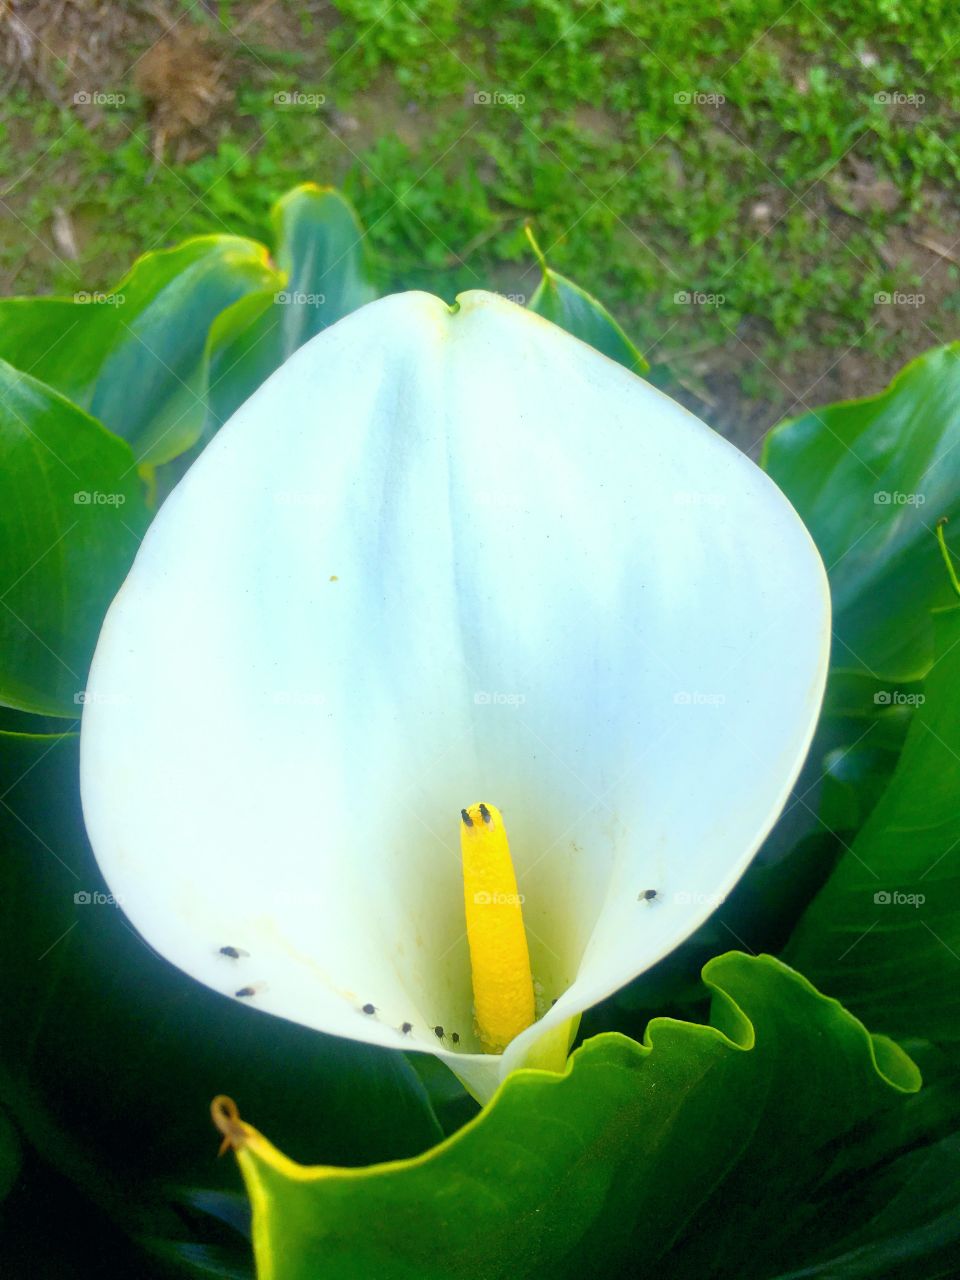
523,222,549,275
935,516,960,601
211,1094,247,1157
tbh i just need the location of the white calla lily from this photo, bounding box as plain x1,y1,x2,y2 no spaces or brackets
80,291,829,1104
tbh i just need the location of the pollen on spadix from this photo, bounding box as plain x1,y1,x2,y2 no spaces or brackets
460,801,536,1052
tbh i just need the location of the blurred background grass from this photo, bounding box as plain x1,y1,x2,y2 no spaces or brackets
0,0,958,446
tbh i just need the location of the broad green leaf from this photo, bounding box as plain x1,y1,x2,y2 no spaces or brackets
525,226,648,375
0,361,150,716
272,183,377,351
217,952,919,1280
208,185,377,427
763,345,960,680
819,742,901,834
769,1133,960,1278
0,237,278,466
0,1107,20,1203
821,668,923,754
786,607,960,1044
0,730,443,1257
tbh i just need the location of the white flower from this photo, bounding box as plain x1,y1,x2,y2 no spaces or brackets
80,292,829,1104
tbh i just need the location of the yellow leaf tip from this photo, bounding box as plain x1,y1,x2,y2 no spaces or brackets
211,1095,247,1157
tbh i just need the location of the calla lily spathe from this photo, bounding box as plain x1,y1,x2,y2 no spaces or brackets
80,291,830,1103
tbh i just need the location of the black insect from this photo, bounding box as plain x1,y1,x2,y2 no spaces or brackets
433,1025,445,1041
638,889,659,903
362,1003,377,1015
400,1022,413,1035
235,986,257,998
460,809,473,827
219,946,249,959
451,1032,460,1045
478,803,492,824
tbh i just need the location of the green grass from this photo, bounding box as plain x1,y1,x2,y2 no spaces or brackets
1,0,958,430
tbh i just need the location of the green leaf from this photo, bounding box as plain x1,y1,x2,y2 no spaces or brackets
786,607,960,1044
0,361,150,716
769,1135,960,1278
0,1107,21,1204
525,226,648,375
763,345,960,680
208,185,377,427
0,237,278,466
819,742,901,833
0,729,443,1253
219,952,919,1280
